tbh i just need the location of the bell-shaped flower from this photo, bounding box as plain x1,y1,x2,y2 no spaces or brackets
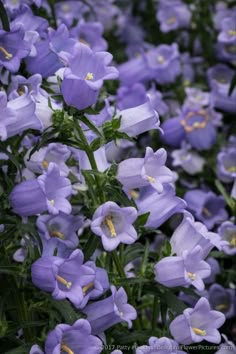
170,212,227,258
218,221,236,256
91,201,138,251
10,163,72,216
29,344,44,354
45,319,103,354
83,286,137,334
171,143,205,175
208,284,235,319
169,297,225,344
117,147,173,193
0,91,16,141
136,336,187,354
61,43,118,110
155,245,211,291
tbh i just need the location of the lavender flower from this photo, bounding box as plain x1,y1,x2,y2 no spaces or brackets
83,286,137,334
29,345,44,354
117,147,173,193
0,92,16,141
204,258,221,284
45,319,103,354
218,221,236,255
61,44,118,110
136,336,187,354
169,297,225,344
155,245,210,291
208,284,235,319
217,148,236,183
184,189,228,229
157,2,191,33
171,143,205,175
91,201,137,251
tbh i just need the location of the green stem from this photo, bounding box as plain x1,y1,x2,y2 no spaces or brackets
48,0,57,28
151,296,159,330
0,1,10,31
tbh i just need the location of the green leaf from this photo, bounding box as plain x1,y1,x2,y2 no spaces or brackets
77,115,103,137
90,137,105,151
51,299,84,324
124,243,144,265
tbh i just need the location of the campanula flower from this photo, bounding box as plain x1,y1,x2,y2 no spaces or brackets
217,147,236,184
83,285,137,334
45,319,103,354
157,1,191,33
218,221,236,255
61,43,118,110
169,297,225,344
208,284,235,319
136,336,187,354
91,201,137,251
0,92,16,141
116,83,147,110
171,143,205,175
117,147,173,193
204,258,221,284
184,189,228,230
29,344,44,354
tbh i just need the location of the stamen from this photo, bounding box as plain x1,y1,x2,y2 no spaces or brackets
157,55,165,64
61,343,74,354
215,303,228,311
146,176,155,183
0,46,13,60
181,110,209,132
202,207,211,217
167,17,176,25
119,311,124,317
82,282,94,294
230,235,236,248
228,30,236,36
79,38,89,46
105,216,116,237
130,190,139,200
227,166,236,173
42,160,49,169
192,327,206,336
49,199,55,205
50,230,65,239
85,72,94,80
187,272,196,280
56,275,72,289
225,44,236,53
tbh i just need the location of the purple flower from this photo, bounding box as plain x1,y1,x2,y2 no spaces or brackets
215,335,236,354
218,221,236,255
83,286,137,334
147,86,169,116
61,44,118,110
155,245,210,291
45,319,103,354
184,87,210,108
0,26,30,72
170,212,226,258
71,21,108,51
204,257,221,284
171,143,205,175
91,201,137,251
136,336,187,354
169,297,225,344
218,17,236,44
207,64,236,113
117,147,173,193
29,345,44,354
217,147,236,183
184,189,228,230
118,100,160,137
157,2,191,33
116,83,148,110
136,185,186,229
208,284,235,319
10,163,72,216
36,212,83,256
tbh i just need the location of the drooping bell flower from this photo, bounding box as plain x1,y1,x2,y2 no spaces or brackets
170,212,226,259
61,43,118,110
118,100,160,137
36,212,83,257
0,26,30,73
208,284,235,319
10,163,72,216
184,189,228,230
0,92,16,141
117,147,173,193
155,245,211,291
136,336,187,354
218,221,236,255
136,185,186,229
83,286,137,334
25,143,71,176
169,297,225,344
45,319,103,354
91,201,137,251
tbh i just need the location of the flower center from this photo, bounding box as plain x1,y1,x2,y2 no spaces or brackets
0,46,13,60
228,30,236,36
146,176,155,183
129,190,140,200
42,160,49,169
230,234,236,247
61,343,74,354
105,216,116,237
187,272,196,280
181,109,209,133
157,55,165,64
85,72,94,80
82,282,94,294
226,166,236,173
79,38,90,46
167,16,176,25
56,275,72,289
215,303,228,311
192,327,206,336
202,207,212,217
224,44,236,53
62,4,70,12
49,199,55,205
50,230,65,239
